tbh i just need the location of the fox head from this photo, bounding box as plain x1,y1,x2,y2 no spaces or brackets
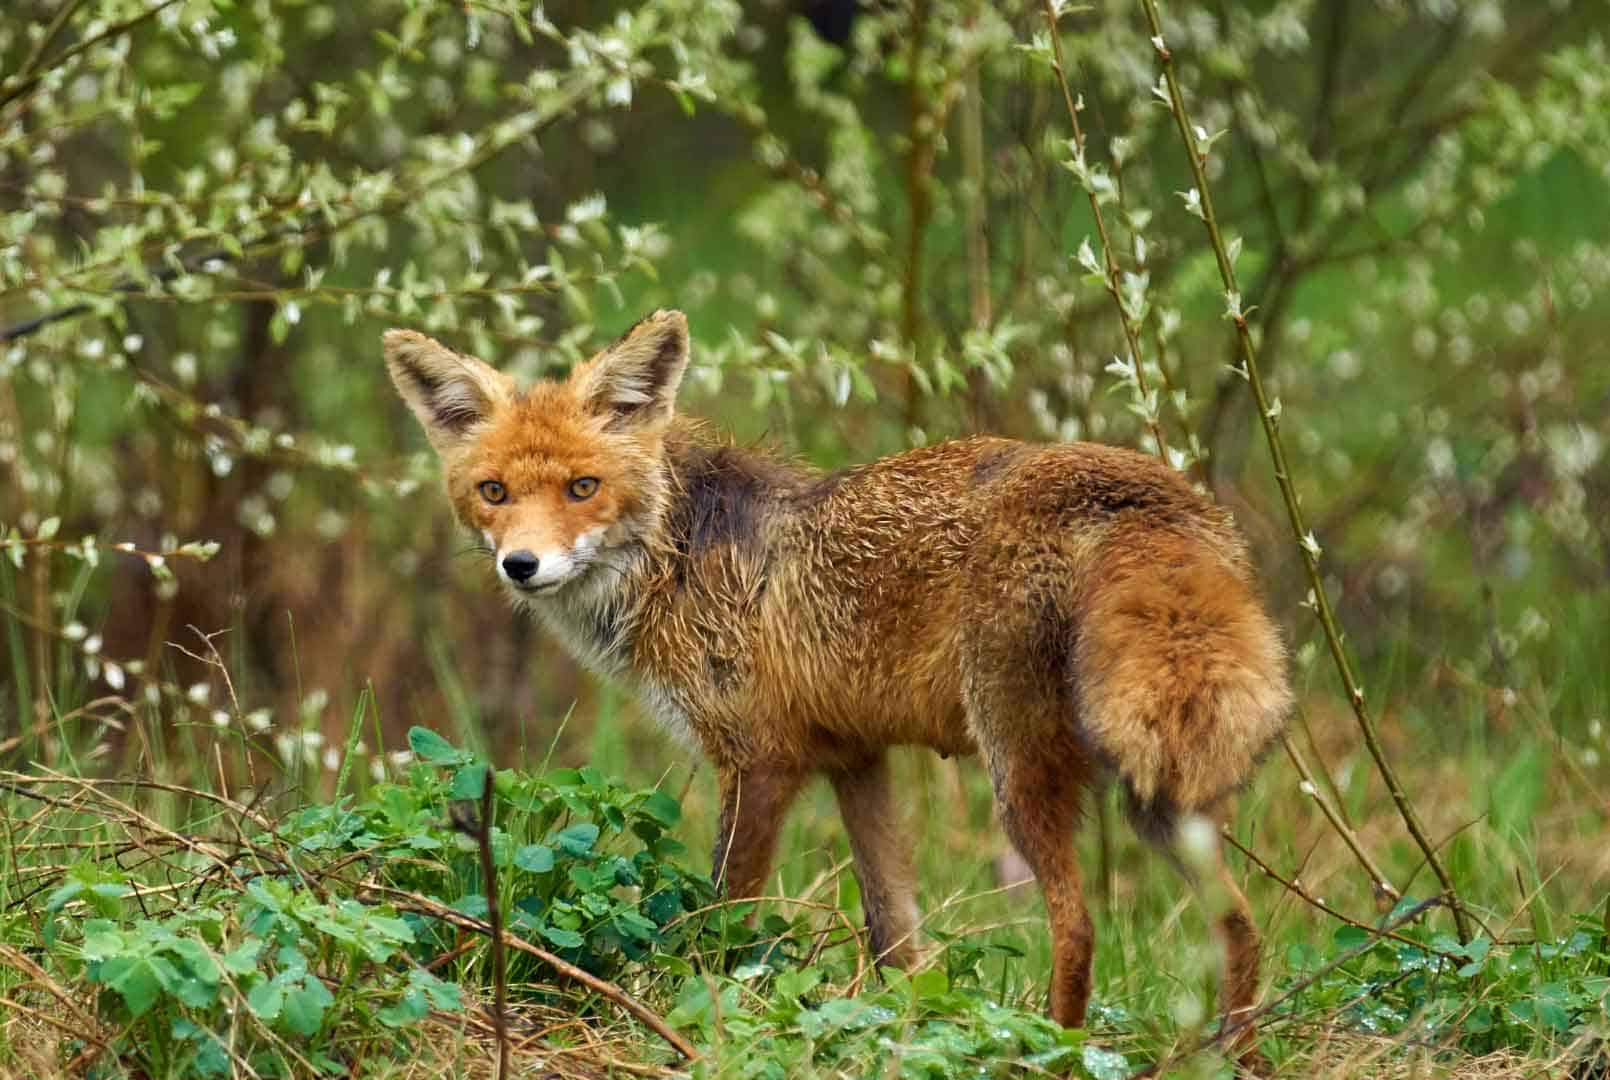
383,310,690,598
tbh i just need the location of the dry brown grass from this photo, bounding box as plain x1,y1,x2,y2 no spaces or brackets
1277,1029,1595,1079
0,1000,681,1080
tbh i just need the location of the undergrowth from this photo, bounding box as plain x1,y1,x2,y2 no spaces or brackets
0,726,1118,1077
4,726,1607,1078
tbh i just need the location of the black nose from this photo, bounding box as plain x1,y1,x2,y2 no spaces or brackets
501,550,539,583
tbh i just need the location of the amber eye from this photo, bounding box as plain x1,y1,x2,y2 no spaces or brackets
478,480,507,504
568,476,599,501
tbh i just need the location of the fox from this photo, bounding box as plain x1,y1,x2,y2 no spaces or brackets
383,309,1291,1060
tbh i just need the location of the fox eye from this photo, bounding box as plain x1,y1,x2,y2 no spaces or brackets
568,476,599,501
479,480,507,504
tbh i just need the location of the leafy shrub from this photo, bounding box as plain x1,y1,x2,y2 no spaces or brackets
1277,904,1610,1063
32,727,726,1076
667,965,1131,1080
277,726,720,980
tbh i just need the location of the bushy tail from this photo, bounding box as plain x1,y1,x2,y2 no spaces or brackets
1074,548,1291,835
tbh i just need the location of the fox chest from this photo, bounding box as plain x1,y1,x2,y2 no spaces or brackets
534,576,739,750
536,594,629,681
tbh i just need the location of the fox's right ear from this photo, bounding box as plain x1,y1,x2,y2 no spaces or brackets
383,330,511,455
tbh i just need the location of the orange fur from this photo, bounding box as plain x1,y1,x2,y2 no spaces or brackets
384,311,1291,1061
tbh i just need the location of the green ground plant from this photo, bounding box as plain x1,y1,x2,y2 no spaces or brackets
6,727,721,1075
0,727,1135,1077
5,722,1605,1076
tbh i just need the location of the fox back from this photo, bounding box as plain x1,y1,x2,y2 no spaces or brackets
385,310,1290,1061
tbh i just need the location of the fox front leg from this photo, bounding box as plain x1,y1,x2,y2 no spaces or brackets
710,765,807,900
830,754,923,968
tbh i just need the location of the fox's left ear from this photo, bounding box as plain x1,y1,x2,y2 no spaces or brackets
574,309,689,429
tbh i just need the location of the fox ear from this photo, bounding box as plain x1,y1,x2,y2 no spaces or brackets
574,309,689,429
383,330,511,454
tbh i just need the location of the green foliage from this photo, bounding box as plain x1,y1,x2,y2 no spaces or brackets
667,964,1115,1080
275,726,721,980
8,726,1610,1076
1278,908,1610,1061
24,727,719,1076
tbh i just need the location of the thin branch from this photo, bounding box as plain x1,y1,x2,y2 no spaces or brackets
1042,2,1171,463
901,0,937,433
362,883,700,1062
1294,0,1352,232
0,0,183,113
2,56,601,344
1221,832,1452,960
1280,732,1399,910
477,775,511,1080
6,0,92,101
1137,0,1470,943
959,5,993,426
0,941,113,1046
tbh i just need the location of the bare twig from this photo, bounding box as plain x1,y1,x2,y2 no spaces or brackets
361,883,700,1061
1222,832,1455,960
14,772,276,833
1280,732,1399,911
478,773,512,1080
1042,2,1171,463
0,942,113,1048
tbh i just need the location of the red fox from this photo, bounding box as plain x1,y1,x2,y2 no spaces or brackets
384,310,1290,1054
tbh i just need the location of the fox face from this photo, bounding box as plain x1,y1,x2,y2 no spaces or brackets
383,311,690,601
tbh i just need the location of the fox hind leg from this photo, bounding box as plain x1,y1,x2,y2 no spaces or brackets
830,754,922,968
1211,837,1266,1073
963,586,1102,1029
979,731,1100,1029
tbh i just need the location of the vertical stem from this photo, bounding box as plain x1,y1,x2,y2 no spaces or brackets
476,772,510,1080
902,0,935,434
1137,0,1469,942
29,527,51,734
959,8,993,426
1041,2,1171,463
